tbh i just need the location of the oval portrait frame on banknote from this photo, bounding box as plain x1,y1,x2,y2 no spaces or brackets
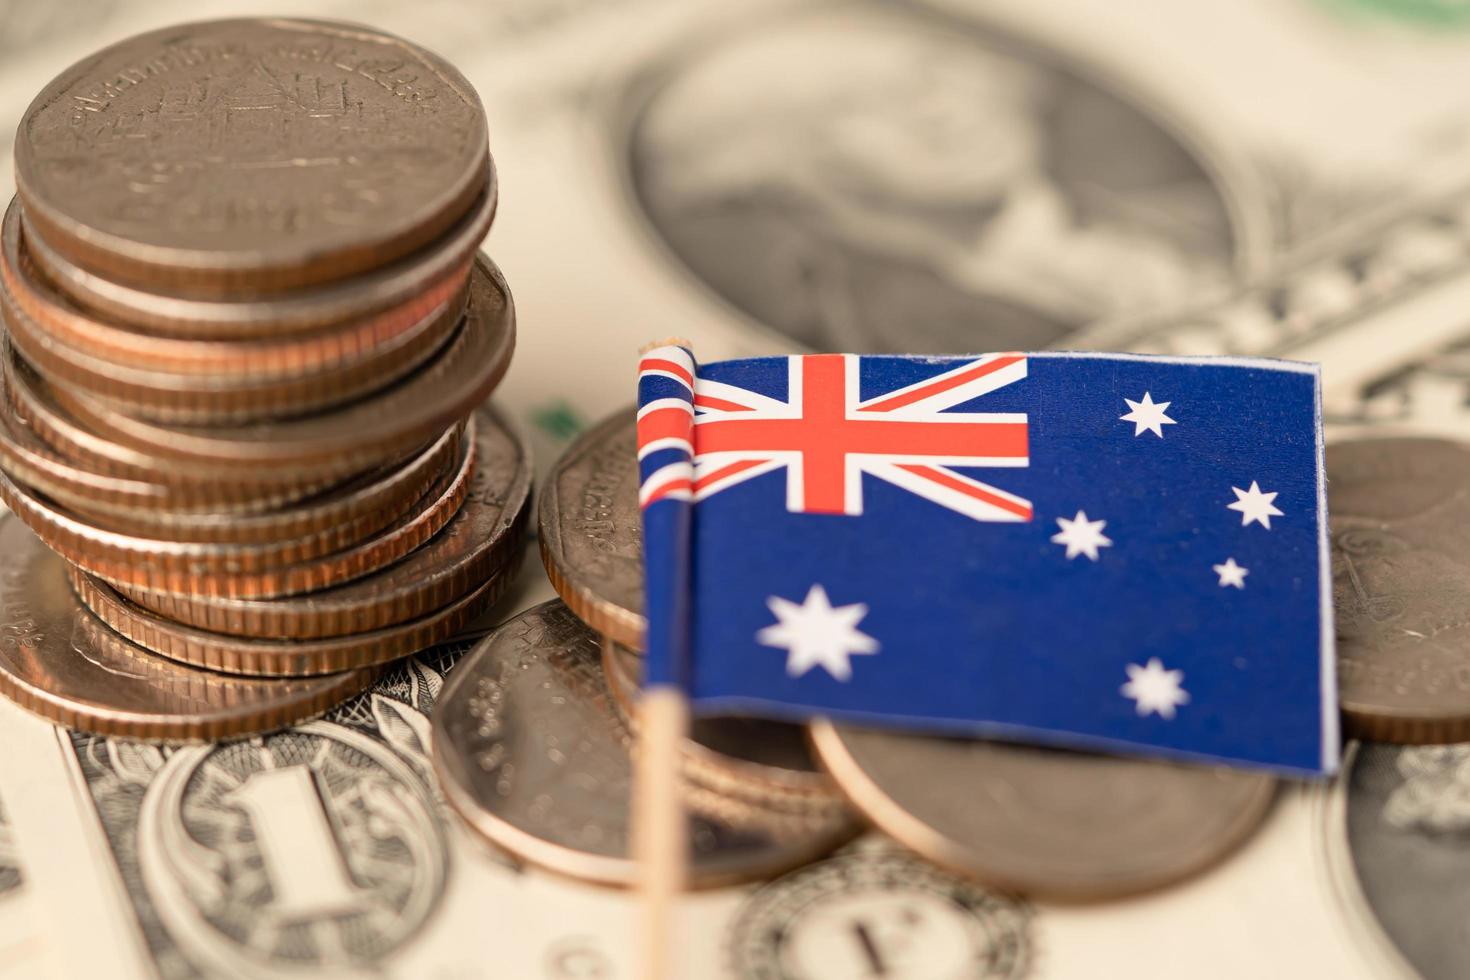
601,1,1271,356
1319,741,1455,980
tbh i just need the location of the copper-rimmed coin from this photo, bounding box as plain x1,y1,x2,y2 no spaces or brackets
0,384,453,544
18,181,493,337
539,410,644,648
1,200,471,373
0,374,370,522
49,255,514,477
810,722,1276,901
0,374,183,518
3,242,466,424
1330,438,1470,743
0,421,473,597
600,638,849,813
431,601,854,888
15,18,490,296
4,352,349,510
118,408,531,638
0,518,380,741
68,425,458,546
70,561,513,677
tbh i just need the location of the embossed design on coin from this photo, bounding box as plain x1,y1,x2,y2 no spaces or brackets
539,411,644,647
16,18,490,293
811,721,1275,900
431,601,851,887
727,842,1031,979
1330,438,1470,742
623,4,1251,353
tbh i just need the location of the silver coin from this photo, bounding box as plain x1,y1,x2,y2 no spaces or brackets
0,516,378,741
601,637,849,812
810,721,1276,900
430,601,853,888
1329,438,1470,743
537,411,643,647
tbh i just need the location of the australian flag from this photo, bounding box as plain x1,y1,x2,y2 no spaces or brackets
636,346,1335,776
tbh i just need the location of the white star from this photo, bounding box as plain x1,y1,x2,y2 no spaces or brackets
1120,658,1190,719
1119,392,1176,438
1227,481,1283,529
1213,557,1248,589
1050,510,1113,561
756,585,879,682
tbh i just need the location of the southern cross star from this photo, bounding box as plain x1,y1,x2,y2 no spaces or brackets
1213,557,1248,589
1119,392,1176,438
1120,658,1190,719
756,584,879,681
1051,511,1112,561
1228,481,1283,529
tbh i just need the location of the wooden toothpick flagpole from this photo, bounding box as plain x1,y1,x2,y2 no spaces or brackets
634,341,697,980
634,683,688,980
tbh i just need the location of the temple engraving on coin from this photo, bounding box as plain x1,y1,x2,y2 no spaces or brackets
17,19,489,291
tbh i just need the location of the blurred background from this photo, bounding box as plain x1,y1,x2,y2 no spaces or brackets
2,0,1470,976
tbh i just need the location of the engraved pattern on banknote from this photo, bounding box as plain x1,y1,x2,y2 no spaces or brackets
0,797,21,896
622,3,1245,356
139,724,445,976
1327,334,1470,436
1079,183,1470,358
68,641,482,979
726,840,1032,979
1341,742,1470,980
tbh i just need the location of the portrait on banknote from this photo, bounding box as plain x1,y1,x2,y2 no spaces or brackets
624,5,1241,353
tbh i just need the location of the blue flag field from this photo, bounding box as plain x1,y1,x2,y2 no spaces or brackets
636,347,1335,776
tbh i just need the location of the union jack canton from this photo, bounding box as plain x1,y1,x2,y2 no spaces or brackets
637,346,1335,776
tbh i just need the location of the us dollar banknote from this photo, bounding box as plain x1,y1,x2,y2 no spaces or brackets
0,794,52,979
0,623,1393,980
4,0,1470,976
4,0,1470,420
1324,332,1470,441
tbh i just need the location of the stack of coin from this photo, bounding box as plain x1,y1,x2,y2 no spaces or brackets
0,19,530,740
439,407,1274,900
427,410,860,888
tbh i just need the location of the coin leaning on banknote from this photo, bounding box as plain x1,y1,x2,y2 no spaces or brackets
0,17,525,740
